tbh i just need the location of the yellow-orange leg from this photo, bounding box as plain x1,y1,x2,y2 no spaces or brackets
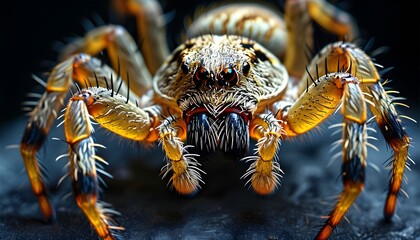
274,72,367,239
305,0,358,40
278,41,382,129
66,95,120,240
279,40,411,237
363,83,410,219
316,83,368,239
296,40,411,220
158,117,204,195
60,25,152,96
244,114,283,195
68,87,204,197
64,87,161,239
20,53,136,222
112,0,169,75
21,55,83,221
284,0,358,80
20,92,63,222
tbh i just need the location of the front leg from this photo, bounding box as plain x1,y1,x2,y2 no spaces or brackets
64,86,161,239
21,53,123,222
294,41,412,221
65,97,122,240
158,117,204,195
243,114,284,195
64,84,171,239
275,73,369,239
158,117,205,195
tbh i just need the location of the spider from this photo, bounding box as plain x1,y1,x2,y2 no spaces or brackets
19,0,412,239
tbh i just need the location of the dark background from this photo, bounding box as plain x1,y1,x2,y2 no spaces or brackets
0,1,419,240
0,0,419,124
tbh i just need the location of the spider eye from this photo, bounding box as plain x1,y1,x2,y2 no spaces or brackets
194,67,209,81
242,62,250,75
181,62,189,74
219,67,237,86
193,66,210,88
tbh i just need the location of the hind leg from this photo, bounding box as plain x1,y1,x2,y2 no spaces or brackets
60,24,152,96
112,0,169,74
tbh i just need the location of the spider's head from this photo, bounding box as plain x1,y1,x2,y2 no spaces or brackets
154,34,287,117
153,34,287,158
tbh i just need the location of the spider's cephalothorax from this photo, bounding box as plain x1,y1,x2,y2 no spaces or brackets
19,0,412,239
154,35,287,158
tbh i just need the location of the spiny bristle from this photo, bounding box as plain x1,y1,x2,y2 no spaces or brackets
57,173,70,187
31,74,47,88
5,144,20,149
55,153,69,161
93,155,109,165
26,92,43,98
399,115,417,123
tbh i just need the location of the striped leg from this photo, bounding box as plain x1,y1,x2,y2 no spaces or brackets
65,97,121,240
20,90,64,221
64,87,160,239
275,40,411,238
363,83,411,219
20,54,136,222
273,71,368,239
70,86,203,197
316,83,367,239
296,40,411,220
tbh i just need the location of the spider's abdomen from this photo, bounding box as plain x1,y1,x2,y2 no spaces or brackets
186,111,250,160
186,4,287,58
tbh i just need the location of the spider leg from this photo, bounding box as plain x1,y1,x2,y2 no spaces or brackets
304,0,358,40
274,42,410,238
64,87,161,239
158,117,205,195
112,0,169,74
65,95,121,240
20,54,137,222
275,72,367,239
60,25,152,96
244,114,284,195
299,41,411,220
284,0,358,80
362,83,410,220
316,81,368,240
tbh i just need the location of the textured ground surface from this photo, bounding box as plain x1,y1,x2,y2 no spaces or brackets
0,115,419,240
